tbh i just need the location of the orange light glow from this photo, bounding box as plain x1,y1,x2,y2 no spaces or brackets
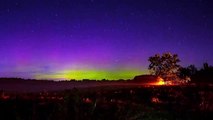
156,77,165,85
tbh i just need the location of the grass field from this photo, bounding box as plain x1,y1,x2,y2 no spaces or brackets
1,84,213,120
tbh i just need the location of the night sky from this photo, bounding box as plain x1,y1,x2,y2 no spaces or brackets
0,0,213,80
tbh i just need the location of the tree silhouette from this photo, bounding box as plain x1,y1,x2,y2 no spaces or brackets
148,53,181,81
193,62,213,83
179,65,197,79
203,62,210,70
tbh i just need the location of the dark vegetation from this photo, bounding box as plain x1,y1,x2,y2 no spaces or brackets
180,63,213,83
0,85,213,120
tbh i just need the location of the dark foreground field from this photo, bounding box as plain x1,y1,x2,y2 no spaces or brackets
1,85,213,120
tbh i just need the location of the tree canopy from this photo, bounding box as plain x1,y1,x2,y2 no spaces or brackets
148,53,181,81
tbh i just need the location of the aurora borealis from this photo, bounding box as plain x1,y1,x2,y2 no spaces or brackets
0,0,213,80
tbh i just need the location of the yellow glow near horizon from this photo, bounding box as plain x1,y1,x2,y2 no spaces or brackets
156,77,165,85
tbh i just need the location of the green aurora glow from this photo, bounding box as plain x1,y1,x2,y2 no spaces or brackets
35,69,147,80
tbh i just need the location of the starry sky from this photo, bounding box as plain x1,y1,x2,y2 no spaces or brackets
0,0,213,80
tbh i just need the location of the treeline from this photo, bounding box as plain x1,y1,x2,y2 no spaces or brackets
180,63,213,83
